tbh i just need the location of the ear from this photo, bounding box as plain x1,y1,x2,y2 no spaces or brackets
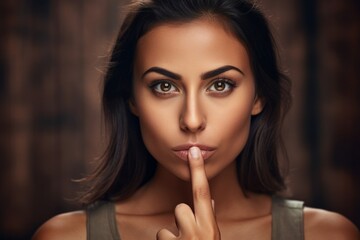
128,98,139,116
251,95,264,116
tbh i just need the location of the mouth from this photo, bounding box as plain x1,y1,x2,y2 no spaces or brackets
172,144,216,161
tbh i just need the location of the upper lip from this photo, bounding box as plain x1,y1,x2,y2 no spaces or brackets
172,144,216,151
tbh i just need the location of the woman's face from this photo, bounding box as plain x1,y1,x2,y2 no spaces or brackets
131,18,263,181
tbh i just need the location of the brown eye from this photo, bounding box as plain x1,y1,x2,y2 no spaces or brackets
150,80,179,95
207,79,236,94
160,82,171,92
214,82,226,91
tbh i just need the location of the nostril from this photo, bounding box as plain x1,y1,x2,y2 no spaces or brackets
179,115,206,133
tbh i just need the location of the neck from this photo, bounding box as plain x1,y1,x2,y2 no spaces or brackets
119,160,271,220
127,161,269,218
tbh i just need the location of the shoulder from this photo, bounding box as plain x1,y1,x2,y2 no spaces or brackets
32,211,87,240
304,207,359,240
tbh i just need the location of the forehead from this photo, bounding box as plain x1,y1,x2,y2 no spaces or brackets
134,18,251,75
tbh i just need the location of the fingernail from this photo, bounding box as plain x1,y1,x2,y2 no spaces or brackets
189,146,200,159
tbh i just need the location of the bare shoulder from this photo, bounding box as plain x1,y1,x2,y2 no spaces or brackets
32,211,86,240
304,207,359,240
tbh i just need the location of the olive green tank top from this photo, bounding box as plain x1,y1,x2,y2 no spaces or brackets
86,196,304,240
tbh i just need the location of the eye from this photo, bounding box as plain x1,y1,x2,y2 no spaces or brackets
207,78,236,94
149,80,179,95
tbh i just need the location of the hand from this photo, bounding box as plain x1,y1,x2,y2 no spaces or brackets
156,146,221,240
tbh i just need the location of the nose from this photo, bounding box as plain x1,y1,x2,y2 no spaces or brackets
179,94,206,133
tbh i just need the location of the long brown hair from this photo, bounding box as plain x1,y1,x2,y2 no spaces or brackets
80,0,291,204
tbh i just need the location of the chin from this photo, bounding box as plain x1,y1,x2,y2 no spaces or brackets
174,169,192,182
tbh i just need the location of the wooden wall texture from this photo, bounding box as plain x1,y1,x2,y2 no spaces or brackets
0,0,359,239
1,0,127,238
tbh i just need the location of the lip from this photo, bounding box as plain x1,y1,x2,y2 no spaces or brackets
172,144,216,161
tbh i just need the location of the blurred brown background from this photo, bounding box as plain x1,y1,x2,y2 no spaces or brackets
1,0,359,239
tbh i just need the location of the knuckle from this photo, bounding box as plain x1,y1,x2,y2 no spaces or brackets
193,186,211,200
209,228,221,240
156,230,163,239
203,227,220,240
211,224,221,240
174,203,191,215
156,229,171,239
182,229,198,239
200,222,220,239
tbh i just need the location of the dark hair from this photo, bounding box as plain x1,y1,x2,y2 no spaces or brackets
80,0,291,204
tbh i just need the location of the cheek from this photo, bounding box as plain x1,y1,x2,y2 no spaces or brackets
228,112,251,151
136,99,179,151
224,114,251,149
209,98,253,156
226,105,252,137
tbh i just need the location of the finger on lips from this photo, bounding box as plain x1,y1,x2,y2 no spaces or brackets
157,147,219,239
188,146,215,225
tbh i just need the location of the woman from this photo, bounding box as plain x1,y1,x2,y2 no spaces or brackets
33,0,359,239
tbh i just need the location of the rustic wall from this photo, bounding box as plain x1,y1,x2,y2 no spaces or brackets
1,0,127,238
263,0,360,228
0,0,359,239
316,0,360,225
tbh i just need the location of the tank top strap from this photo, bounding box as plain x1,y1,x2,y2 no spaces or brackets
86,201,120,240
271,195,305,240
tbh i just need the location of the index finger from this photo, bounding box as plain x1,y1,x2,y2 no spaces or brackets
188,146,216,226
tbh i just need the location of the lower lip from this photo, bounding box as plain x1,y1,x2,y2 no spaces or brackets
173,150,215,161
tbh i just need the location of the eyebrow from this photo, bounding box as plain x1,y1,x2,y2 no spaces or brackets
141,65,244,80
141,67,181,80
201,65,244,79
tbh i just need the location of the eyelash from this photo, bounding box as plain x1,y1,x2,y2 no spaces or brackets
148,80,179,96
207,78,237,94
148,78,237,96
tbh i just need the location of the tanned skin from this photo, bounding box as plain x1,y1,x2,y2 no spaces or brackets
32,18,359,240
